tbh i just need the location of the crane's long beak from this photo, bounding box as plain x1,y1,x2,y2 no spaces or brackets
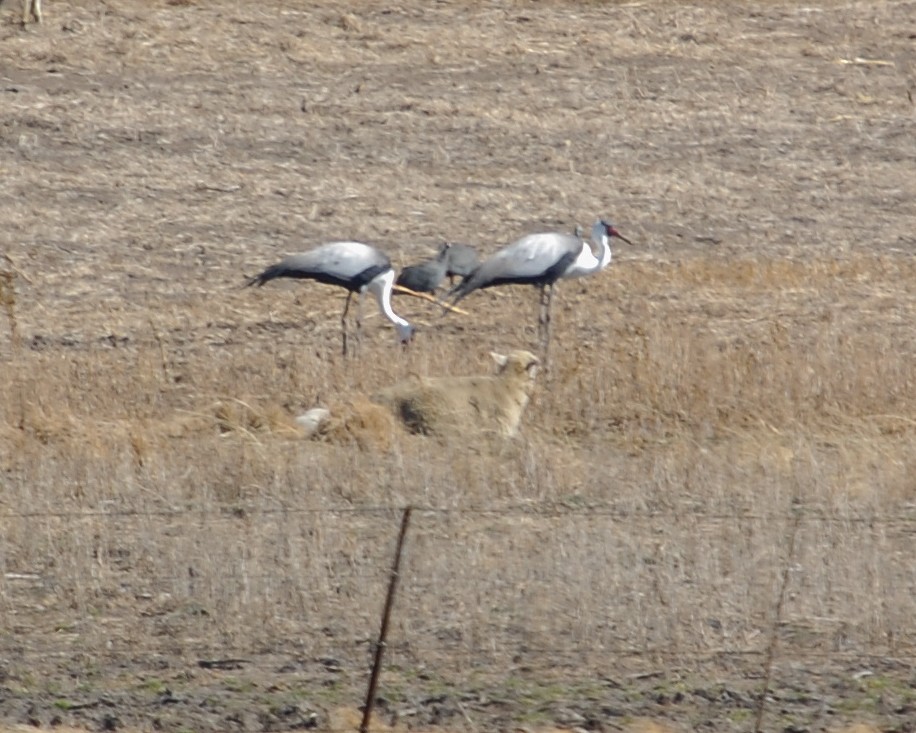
611,228,633,246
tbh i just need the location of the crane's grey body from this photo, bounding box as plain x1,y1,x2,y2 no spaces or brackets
451,231,582,298
247,241,413,356
248,241,391,292
442,242,479,285
396,242,451,294
448,220,632,363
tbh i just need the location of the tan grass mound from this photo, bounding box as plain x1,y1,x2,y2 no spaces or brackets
294,349,540,447
370,349,540,438
306,396,396,452
212,398,303,438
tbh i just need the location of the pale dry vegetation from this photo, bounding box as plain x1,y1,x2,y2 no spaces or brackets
1,1,915,731
366,349,540,437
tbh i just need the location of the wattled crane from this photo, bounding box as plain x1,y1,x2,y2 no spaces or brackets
442,242,479,286
247,241,414,356
448,219,632,359
396,242,451,294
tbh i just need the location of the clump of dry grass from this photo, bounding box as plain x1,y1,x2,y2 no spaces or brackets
212,396,303,438
0,270,18,351
308,396,396,452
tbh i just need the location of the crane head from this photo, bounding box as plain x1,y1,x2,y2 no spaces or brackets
395,322,415,346
436,241,452,260
598,219,633,246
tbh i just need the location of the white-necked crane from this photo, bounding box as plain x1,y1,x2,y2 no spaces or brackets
442,242,480,286
396,242,451,294
448,219,632,358
247,241,414,356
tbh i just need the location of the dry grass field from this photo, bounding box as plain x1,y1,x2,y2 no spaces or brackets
1,0,915,731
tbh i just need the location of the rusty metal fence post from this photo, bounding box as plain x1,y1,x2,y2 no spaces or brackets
360,506,413,733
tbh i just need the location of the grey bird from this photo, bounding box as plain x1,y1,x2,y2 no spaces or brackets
442,242,479,285
395,242,451,294
247,241,414,356
448,220,632,358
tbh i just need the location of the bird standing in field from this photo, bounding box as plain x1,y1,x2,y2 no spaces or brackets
247,241,414,356
448,219,632,360
442,242,479,286
396,242,451,294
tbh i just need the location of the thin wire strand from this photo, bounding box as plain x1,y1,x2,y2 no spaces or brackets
2,644,912,663
1,503,914,523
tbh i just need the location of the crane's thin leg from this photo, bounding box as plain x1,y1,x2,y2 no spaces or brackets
546,286,554,360
536,284,549,347
355,292,364,355
540,284,554,371
536,285,544,342
341,292,353,357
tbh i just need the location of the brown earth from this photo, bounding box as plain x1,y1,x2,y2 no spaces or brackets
1,1,915,732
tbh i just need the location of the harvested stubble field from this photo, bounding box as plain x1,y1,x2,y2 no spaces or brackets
1,0,916,732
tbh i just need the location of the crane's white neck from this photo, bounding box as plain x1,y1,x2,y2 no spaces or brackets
591,228,613,270
566,228,612,278
365,269,414,343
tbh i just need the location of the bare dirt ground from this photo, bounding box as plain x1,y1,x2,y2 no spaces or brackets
2,1,916,732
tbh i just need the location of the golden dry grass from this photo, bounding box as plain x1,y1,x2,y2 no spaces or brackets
1,0,915,731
